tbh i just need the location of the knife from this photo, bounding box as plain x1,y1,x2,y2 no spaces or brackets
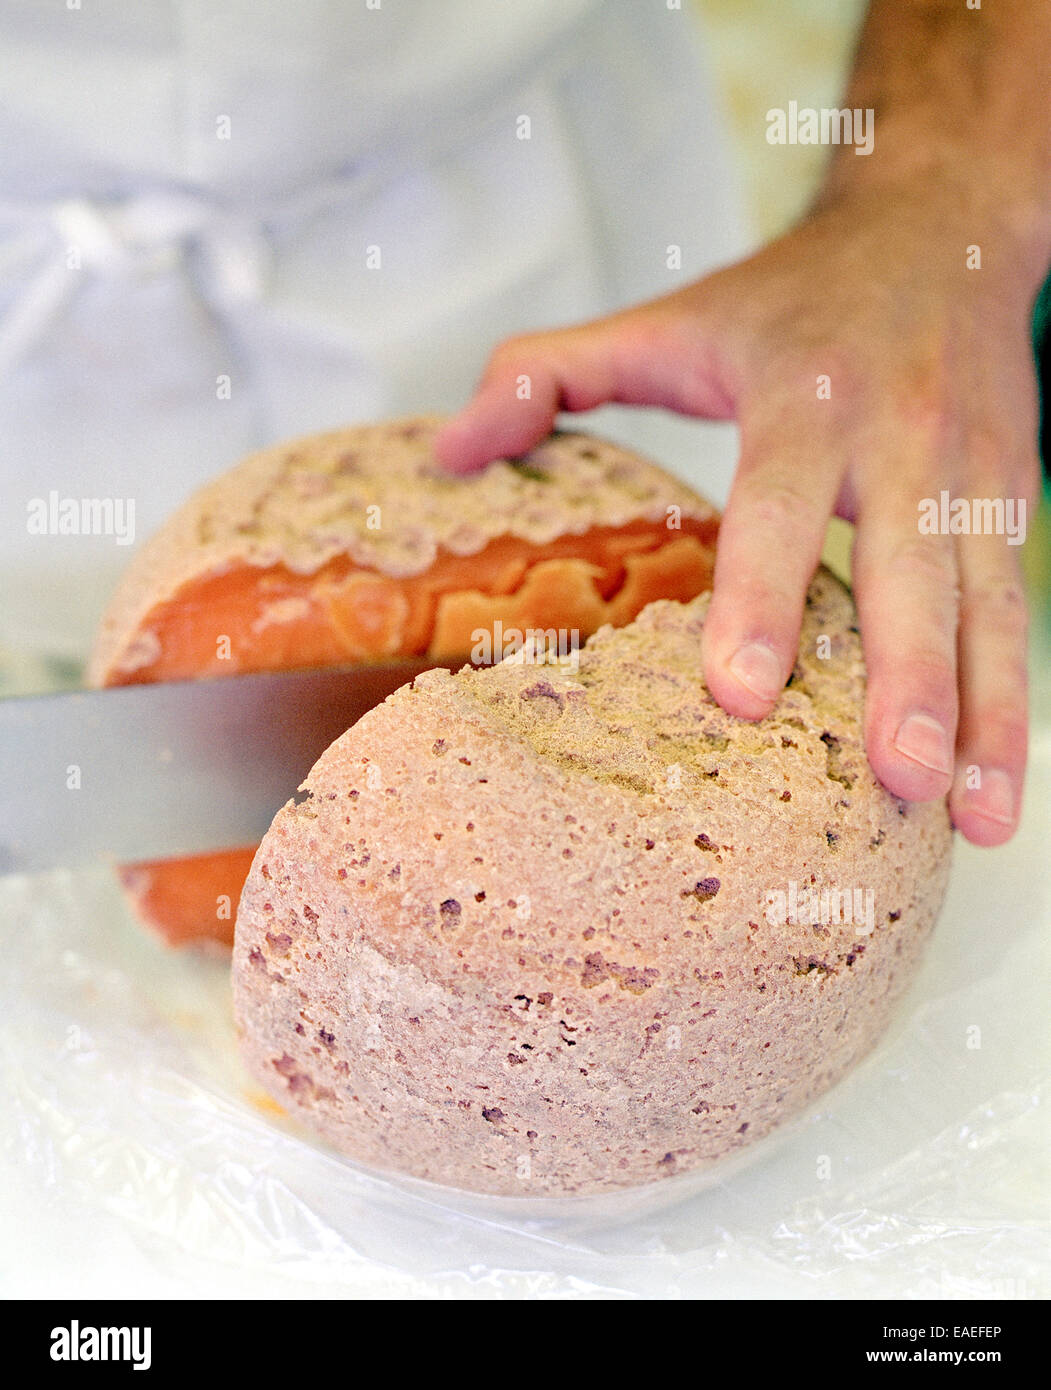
0,660,446,874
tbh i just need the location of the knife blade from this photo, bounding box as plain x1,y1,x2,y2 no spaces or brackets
0,660,446,873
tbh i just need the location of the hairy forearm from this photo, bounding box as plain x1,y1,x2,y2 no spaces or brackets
815,0,1051,279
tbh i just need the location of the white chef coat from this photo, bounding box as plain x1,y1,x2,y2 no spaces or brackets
0,0,749,662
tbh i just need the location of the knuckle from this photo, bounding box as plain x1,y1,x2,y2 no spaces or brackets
894,376,955,450
736,480,819,538
800,346,858,400
959,422,1040,514
962,574,1029,634
606,309,678,378
962,426,1013,488
608,303,670,346
901,652,958,701
748,346,858,411
633,321,683,375
711,568,790,624
887,534,959,595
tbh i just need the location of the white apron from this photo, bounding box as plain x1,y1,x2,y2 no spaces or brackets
0,0,749,662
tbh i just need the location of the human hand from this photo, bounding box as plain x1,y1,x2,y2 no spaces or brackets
434,182,1043,846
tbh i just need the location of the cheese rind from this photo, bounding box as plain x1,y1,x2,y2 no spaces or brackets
233,568,953,1195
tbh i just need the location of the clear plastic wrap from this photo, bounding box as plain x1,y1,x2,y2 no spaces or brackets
2,710,1047,1299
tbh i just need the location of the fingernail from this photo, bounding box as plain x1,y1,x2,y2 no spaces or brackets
967,767,1015,827
728,642,783,703
893,712,953,777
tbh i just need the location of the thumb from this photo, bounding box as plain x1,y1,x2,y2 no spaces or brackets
433,297,738,473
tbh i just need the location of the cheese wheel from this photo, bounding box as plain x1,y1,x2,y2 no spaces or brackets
89,418,718,946
232,568,953,1195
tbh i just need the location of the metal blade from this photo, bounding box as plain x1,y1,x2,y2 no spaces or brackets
0,660,444,873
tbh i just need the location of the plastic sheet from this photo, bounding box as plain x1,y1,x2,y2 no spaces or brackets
2,698,1048,1299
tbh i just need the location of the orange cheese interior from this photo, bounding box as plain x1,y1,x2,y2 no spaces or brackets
104,516,717,947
